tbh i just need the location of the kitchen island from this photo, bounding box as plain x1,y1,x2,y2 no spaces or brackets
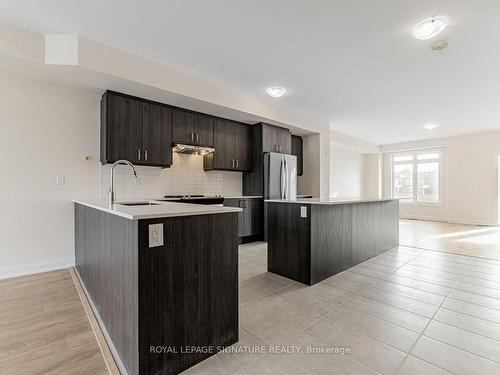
265,197,399,285
73,199,241,375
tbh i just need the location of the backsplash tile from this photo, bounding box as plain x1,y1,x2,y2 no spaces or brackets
100,153,242,200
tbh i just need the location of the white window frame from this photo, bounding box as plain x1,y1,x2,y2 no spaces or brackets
390,148,443,206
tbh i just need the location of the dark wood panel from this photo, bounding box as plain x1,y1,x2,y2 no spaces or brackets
172,108,195,144
291,135,303,176
261,123,278,153
106,93,143,163
248,198,263,237
138,213,238,375
75,204,139,375
310,204,352,284
242,124,263,196
267,201,399,285
267,202,311,284
205,119,234,170
276,126,291,154
194,113,214,147
234,123,252,171
223,198,244,237
142,103,172,167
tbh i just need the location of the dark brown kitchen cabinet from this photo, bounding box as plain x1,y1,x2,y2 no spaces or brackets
203,119,252,172
223,198,263,239
142,103,173,166
291,135,303,176
261,123,291,154
172,109,214,147
101,91,173,167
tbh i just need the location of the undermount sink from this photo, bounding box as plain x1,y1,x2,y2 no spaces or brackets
117,202,159,206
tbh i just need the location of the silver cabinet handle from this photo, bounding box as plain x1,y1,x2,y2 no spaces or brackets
196,133,199,143
137,149,141,160
190,132,194,142
144,150,148,161
231,159,235,168
236,160,239,168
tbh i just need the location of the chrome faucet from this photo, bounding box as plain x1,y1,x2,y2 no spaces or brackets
108,160,138,205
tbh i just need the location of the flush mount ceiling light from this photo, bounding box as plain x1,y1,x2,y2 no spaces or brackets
412,16,449,40
267,87,286,98
422,123,440,130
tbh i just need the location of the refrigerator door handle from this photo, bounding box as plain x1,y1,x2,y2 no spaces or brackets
280,157,286,199
283,157,288,200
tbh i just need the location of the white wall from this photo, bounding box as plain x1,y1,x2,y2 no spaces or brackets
330,142,364,198
381,131,500,226
363,153,381,198
0,71,101,278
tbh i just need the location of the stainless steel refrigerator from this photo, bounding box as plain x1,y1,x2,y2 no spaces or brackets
264,152,297,200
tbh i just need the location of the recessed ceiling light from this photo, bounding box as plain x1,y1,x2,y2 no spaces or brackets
267,87,286,98
422,123,440,130
413,16,449,40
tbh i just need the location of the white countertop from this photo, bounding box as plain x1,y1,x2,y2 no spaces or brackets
264,197,397,205
73,199,242,220
224,196,263,199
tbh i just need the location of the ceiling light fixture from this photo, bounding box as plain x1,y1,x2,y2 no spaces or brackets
422,123,440,130
412,16,449,40
267,87,286,98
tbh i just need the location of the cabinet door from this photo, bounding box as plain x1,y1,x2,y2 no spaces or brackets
261,123,278,153
107,93,143,163
142,103,173,167
213,119,234,170
194,114,214,147
223,199,244,237
172,109,195,144
291,135,303,176
233,123,252,171
248,199,263,236
277,127,291,154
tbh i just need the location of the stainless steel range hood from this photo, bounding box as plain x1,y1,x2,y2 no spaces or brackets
172,144,215,156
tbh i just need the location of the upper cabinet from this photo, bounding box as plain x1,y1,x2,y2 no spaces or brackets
101,91,172,167
204,119,252,172
172,109,214,147
261,123,291,154
291,135,303,176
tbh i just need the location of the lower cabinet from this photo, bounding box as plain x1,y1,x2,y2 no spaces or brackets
224,198,263,239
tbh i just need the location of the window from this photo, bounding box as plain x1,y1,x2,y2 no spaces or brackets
391,150,442,204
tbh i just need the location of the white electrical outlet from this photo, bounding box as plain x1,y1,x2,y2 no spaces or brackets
148,223,164,248
300,206,307,218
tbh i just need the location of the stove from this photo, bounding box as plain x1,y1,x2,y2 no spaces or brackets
160,195,225,205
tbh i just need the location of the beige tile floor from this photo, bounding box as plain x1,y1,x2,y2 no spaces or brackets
400,219,500,259
184,240,500,375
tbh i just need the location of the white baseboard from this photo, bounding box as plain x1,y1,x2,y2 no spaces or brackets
400,214,494,226
0,257,75,280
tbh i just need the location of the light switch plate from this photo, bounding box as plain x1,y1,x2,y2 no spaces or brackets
148,223,164,248
300,206,307,218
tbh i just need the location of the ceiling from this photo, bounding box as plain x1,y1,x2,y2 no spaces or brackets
1,0,499,145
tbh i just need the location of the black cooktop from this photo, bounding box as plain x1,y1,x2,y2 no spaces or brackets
161,195,224,205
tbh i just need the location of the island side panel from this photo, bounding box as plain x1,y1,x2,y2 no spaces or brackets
74,203,139,375
138,212,239,375
310,204,353,284
310,200,399,284
351,200,399,263
267,202,311,284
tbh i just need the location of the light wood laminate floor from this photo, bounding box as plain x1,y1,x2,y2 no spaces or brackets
0,269,109,374
400,219,500,259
